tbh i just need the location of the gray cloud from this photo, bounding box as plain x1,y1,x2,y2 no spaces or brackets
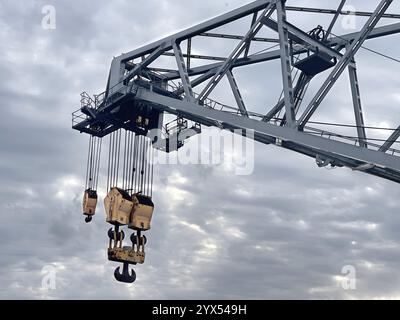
1,0,400,300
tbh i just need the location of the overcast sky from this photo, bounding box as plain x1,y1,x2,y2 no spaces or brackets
1,0,400,299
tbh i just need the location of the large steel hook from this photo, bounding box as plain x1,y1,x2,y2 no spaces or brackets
114,262,136,283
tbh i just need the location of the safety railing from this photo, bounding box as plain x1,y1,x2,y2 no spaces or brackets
74,81,400,158
165,82,242,115
73,91,106,127
303,126,400,157
72,109,88,127
159,82,400,157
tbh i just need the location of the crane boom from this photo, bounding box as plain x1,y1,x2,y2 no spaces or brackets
72,0,400,283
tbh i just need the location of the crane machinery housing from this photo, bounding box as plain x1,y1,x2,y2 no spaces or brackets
72,0,400,283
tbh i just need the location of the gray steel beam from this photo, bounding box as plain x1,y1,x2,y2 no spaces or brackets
294,74,311,111
299,0,393,129
172,41,194,101
324,0,347,41
147,67,178,74
162,22,400,81
226,70,249,117
106,1,272,90
348,61,368,148
276,0,296,127
331,21,400,43
76,1,400,187
106,57,125,97
379,126,400,152
162,52,226,62
263,97,285,123
164,49,289,80
117,0,272,63
286,5,400,19
124,44,168,84
114,2,400,68
187,38,192,70
263,72,311,123
173,69,217,96
280,73,312,126
262,18,345,61
244,13,259,57
140,68,168,81
198,2,276,102
199,32,279,43
135,87,400,182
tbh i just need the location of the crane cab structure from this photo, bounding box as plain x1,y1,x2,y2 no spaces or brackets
294,52,337,77
73,0,400,284
292,26,337,77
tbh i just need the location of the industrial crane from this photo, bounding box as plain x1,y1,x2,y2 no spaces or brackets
72,0,400,283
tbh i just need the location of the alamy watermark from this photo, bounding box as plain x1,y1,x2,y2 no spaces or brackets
41,265,57,290
340,265,356,290
148,127,255,176
41,5,56,30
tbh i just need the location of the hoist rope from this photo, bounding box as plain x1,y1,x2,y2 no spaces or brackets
105,129,154,197
85,135,102,191
94,137,102,190
85,135,92,190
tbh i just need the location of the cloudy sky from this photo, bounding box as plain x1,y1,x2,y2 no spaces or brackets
1,0,400,299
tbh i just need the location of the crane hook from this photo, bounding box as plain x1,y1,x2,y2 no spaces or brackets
114,262,136,283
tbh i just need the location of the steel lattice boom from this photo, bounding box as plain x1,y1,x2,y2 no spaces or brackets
74,0,400,182
73,0,400,282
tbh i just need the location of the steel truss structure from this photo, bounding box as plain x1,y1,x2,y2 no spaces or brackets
73,0,400,184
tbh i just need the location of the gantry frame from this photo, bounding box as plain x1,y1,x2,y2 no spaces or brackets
72,0,400,184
